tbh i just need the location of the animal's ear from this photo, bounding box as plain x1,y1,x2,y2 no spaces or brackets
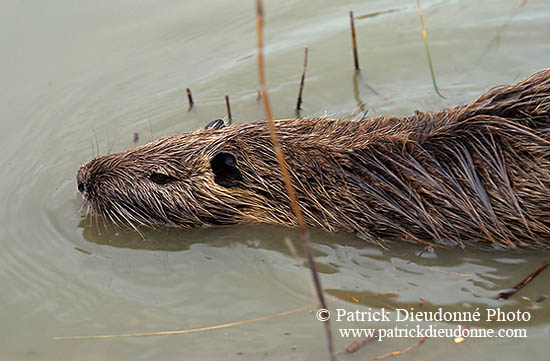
205,118,225,130
210,151,243,187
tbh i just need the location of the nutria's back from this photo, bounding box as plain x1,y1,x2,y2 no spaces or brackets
77,69,550,249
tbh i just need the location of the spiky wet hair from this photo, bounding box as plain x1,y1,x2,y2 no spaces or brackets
78,69,550,248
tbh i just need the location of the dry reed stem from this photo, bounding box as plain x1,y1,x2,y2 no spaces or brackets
498,260,549,300
225,95,232,124
186,87,194,110
54,305,312,340
255,1,335,360
295,47,308,116
335,331,379,356
349,11,360,71
421,266,473,277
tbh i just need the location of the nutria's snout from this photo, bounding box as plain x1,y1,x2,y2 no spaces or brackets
75,137,258,229
76,159,105,199
77,181,86,193
77,69,550,248
76,165,90,195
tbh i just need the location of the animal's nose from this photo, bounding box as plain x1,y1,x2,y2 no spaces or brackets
77,164,92,194
78,180,93,194
78,181,86,193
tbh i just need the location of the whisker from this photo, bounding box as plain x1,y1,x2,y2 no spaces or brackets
92,129,100,157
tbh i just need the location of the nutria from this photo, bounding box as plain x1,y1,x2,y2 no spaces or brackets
77,69,550,249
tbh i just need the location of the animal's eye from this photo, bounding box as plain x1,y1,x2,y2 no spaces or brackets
150,172,174,185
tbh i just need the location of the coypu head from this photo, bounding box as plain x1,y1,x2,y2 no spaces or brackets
77,121,297,230
79,132,238,229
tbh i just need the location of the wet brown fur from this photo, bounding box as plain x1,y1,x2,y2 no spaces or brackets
77,69,550,249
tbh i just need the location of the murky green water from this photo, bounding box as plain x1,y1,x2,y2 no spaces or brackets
2,0,550,360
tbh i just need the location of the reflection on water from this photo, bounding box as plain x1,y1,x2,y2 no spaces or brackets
78,213,550,323
1,0,550,360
